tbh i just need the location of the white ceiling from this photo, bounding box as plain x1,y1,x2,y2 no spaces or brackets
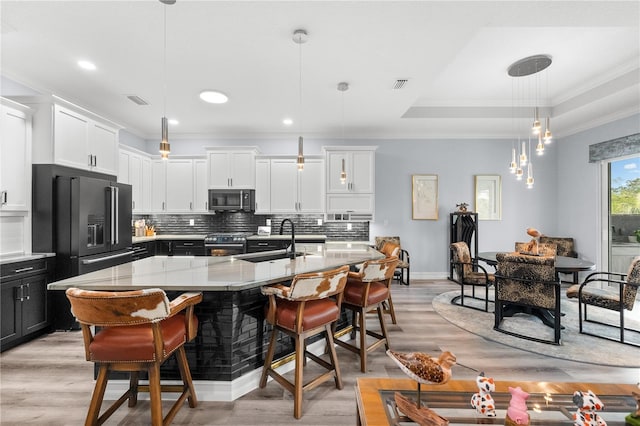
1,0,639,141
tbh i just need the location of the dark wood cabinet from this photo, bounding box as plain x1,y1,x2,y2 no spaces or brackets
246,239,289,253
132,241,156,260
1,257,54,352
156,240,205,256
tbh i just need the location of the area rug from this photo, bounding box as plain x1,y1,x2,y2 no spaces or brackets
432,291,640,367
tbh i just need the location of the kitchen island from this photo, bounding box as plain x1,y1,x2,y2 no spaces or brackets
48,242,382,401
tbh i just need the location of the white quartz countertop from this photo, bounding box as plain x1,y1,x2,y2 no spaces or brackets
0,252,56,265
48,243,383,292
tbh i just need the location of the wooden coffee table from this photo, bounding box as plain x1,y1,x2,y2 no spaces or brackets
355,378,637,425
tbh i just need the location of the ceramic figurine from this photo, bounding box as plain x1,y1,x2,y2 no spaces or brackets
470,372,496,417
505,386,530,426
456,203,469,212
625,391,640,426
572,390,607,426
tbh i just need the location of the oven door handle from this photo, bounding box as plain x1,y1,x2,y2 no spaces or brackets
204,244,245,249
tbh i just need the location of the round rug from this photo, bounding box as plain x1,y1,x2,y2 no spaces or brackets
432,291,640,367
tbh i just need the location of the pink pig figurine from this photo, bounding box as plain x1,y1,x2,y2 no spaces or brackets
505,386,530,425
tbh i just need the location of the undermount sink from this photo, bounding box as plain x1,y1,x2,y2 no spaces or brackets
239,252,305,263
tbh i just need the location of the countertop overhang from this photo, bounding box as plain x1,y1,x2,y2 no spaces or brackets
47,242,382,292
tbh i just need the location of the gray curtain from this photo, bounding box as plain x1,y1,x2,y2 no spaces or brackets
589,133,640,163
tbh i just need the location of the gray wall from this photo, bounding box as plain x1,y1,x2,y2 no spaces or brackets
128,113,640,277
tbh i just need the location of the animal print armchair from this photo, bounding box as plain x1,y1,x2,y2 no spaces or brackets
566,256,639,347
494,252,562,344
449,241,494,312
375,236,410,285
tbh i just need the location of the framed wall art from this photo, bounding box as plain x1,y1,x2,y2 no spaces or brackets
412,174,438,220
475,174,502,220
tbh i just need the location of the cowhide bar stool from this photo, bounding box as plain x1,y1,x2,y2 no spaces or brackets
65,288,202,426
259,265,349,419
334,256,399,373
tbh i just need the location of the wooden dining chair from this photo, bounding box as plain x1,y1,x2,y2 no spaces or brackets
65,287,202,426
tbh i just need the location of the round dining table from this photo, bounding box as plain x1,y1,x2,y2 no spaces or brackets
477,251,596,284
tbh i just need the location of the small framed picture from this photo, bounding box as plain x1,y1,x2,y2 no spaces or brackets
475,175,502,220
412,174,438,220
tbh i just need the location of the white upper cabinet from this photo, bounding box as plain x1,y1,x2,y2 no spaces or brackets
118,146,152,213
20,96,120,175
150,157,207,213
324,147,376,215
325,148,374,193
254,159,270,213
0,100,31,212
267,157,324,214
207,148,257,189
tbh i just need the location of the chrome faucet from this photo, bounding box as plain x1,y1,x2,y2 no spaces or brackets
279,218,296,259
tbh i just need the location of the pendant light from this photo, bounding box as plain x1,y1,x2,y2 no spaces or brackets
337,82,349,184
158,0,174,159
507,54,553,186
293,29,308,171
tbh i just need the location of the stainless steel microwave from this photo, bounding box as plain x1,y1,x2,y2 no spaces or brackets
208,189,255,212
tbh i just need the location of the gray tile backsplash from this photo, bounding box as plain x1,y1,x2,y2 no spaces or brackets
134,213,369,241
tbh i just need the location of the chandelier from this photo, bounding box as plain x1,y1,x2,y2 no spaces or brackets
507,54,553,189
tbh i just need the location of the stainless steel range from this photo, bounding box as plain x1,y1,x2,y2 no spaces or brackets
203,232,251,256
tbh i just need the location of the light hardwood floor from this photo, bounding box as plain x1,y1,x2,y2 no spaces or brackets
1,280,638,425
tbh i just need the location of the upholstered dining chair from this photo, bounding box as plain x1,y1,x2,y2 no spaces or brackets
259,265,349,419
494,252,562,345
566,256,639,347
376,241,401,324
540,236,579,283
65,288,203,426
449,241,494,312
375,236,410,285
335,256,399,373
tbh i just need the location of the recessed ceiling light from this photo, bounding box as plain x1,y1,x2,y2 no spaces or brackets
77,60,96,71
168,119,179,126
283,118,293,126
199,90,228,104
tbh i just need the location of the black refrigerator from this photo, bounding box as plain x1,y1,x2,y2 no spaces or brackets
55,175,133,279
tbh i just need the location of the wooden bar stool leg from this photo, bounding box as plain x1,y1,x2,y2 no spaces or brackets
387,293,397,324
148,363,163,426
260,328,278,388
325,324,343,389
176,347,198,408
85,365,109,426
128,371,139,407
294,334,305,419
358,307,367,373
377,305,390,350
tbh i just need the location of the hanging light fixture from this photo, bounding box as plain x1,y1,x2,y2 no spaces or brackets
337,82,349,184
158,0,174,159
507,54,553,186
293,29,308,171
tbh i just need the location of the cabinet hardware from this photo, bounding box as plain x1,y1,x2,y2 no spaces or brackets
205,202,208,210
15,285,23,302
93,155,97,167
24,283,30,301
88,154,93,166
1,190,7,205
14,266,34,273
132,200,135,210
183,242,194,246
190,202,193,210
257,242,269,246
162,201,165,211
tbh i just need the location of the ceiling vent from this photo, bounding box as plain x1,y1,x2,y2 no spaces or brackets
126,95,149,106
393,79,408,90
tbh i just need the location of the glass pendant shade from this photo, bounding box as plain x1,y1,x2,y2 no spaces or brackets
543,117,553,143
532,107,541,135
297,136,304,171
519,141,527,166
509,148,517,173
526,163,534,188
516,167,523,180
159,116,170,159
536,134,545,155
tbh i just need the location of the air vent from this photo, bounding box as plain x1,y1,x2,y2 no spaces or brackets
126,95,149,105
393,79,408,90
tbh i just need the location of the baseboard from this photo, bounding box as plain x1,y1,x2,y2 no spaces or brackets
409,271,449,280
